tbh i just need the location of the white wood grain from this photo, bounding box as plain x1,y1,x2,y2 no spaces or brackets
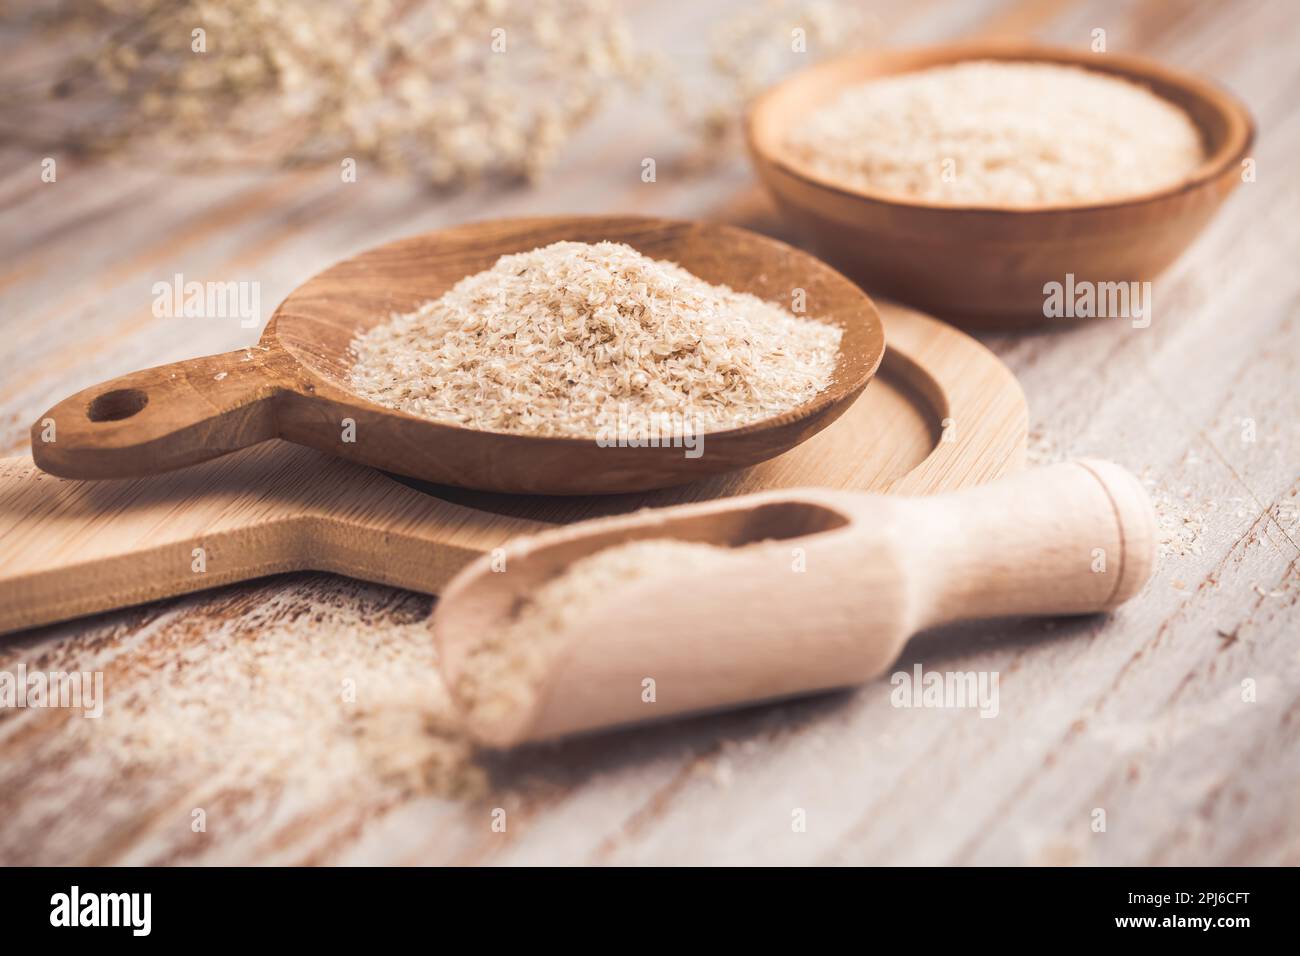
0,0,1296,865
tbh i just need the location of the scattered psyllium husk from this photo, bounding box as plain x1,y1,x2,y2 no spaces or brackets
0,581,485,865
349,241,841,438
1141,471,1211,559
785,60,1205,207
1025,426,1063,466
116,586,482,799
455,539,732,729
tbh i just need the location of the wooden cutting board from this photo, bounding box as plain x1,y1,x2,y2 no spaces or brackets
0,302,1026,634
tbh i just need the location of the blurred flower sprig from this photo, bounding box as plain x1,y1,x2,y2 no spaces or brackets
2,0,872,187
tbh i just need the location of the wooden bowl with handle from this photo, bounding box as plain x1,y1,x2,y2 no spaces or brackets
30,216,884,495
746,42,1255,328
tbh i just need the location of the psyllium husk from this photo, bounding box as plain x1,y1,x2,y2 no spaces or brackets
454,538,732,727
349,241,841,437
786,60,1205,207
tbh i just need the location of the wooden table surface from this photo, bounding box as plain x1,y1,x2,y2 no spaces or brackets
1,0,1297,865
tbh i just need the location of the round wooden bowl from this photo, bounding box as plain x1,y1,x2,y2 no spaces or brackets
746,42,1255,328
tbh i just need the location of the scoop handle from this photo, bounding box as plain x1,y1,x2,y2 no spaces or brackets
30,350,281,479
888,458,1157,629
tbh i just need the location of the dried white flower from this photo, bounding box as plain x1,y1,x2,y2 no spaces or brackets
5,0,869,184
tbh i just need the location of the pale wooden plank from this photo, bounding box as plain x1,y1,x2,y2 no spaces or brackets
0,0,1296,866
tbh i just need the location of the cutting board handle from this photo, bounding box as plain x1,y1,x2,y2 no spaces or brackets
894,458,1157,628
0,446,550,635
29,350,281,479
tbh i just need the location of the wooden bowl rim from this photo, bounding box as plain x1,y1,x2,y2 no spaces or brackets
267,215,885,451
746,41,1257,217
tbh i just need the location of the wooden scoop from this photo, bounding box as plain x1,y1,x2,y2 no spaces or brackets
29,216,883,495
434,459,1156,747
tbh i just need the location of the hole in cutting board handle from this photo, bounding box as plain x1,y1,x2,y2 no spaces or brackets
87,388,149,422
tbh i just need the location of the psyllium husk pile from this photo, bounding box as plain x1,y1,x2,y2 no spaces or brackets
0,580,485,865
349,241,841,436
786,60,1205,206
455,539,731,728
